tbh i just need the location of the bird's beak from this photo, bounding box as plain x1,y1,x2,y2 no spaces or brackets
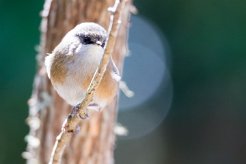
96,41,103,46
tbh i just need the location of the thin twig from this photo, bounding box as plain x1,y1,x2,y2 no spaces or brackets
48,0,126,163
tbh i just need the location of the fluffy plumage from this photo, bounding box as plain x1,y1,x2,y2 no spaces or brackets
45,22,120,109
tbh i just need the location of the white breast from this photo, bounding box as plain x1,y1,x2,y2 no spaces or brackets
51,44,104,106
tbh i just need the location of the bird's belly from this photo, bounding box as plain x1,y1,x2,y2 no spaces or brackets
53,76,85,106
51,59,115,108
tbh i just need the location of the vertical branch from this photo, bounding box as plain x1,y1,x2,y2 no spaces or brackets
24,0,133,164
49,1,126,163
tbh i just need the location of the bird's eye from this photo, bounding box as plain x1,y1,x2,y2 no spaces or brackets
83,37,91,44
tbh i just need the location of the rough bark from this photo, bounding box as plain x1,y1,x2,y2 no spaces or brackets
24,0,132,164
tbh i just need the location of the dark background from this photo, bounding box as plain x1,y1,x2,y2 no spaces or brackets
0,0,245,163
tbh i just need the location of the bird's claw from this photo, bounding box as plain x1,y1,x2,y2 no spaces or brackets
79,112,89,119
72,104,89,119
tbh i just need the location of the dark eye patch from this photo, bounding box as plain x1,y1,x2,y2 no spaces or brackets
83,36,93,44
76,33,106,47
101,41,105,48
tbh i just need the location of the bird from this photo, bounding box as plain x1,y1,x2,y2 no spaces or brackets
45,22,120,117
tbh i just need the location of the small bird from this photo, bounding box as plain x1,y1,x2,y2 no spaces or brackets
45,22,120,114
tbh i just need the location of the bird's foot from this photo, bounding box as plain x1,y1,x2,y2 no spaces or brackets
72,104,89,119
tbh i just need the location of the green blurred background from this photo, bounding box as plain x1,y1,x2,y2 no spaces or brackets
0,0,246,164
